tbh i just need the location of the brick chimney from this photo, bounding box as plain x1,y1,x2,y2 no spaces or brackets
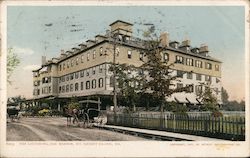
160,32,169,47
179,40,191,52
199,44,209,56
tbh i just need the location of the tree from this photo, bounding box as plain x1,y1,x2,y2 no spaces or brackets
140,25,191,114
110,64,141,112
7,47,20,83
197,83,223,116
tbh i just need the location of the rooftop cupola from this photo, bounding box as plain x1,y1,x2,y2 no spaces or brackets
109,20,133,41
179,40,191,52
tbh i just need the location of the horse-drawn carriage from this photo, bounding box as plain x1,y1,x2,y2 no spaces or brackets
64,99,104,127
7,106,21,122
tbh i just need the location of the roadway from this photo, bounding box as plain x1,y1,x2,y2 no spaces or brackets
6,117,147,141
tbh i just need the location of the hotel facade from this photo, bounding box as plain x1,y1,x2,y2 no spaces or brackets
32,20,222,110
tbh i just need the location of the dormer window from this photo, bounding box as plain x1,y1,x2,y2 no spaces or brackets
174,43,178,49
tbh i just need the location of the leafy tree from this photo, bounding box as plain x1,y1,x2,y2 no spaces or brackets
110,64,141,112
7,47,20,83
140,25,191,114
197,83,223,116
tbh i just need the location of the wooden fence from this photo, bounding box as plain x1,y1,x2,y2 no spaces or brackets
107,113,245,141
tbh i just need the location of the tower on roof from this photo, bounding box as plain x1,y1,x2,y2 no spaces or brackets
109,20,133,38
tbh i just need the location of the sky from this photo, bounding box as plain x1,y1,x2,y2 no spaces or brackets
6,6,246,101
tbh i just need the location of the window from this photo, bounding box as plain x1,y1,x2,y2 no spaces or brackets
187,72,193,79
175,55,184,64
80,70,84,77
87,53,90,61
176,83,183,89
70,84,73,92
205,75,211,82
63,63,65,70
81,55,84,63
163,53,169,62
75,83,79,91
67,61,70,68
48,86,51,93
75,72,79,79
186,58,193,66
71,59,74,67
62,85,65,93
86,81,90,89
86,69,89,76
81,82,84,90
76,57,79,65
196,74,202,81
59,65,62,71
93,50,96,59
100,47,103,56
99,65,103,73
92,79,96,89
187,84,194,92
128,50,132,59
66,85,69,92
206,62,212,70
99,78,104,88
92,67,96,75
195,85,202,95
70,73,74,80
195,60,202,68
177,70,184,78
139,52,143,61
115,48,119,56
66,75,69,81
59,86,62,93
215,64,219,71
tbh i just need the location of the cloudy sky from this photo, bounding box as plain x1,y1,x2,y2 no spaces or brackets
7,5,246,101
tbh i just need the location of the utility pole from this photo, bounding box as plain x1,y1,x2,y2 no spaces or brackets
112,33,118,124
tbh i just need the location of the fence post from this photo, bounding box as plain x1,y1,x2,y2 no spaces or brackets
173,114,176,132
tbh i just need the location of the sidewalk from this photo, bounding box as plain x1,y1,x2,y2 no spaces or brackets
96,124,228,141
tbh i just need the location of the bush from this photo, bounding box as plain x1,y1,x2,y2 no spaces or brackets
38,109,50,116
211,110,223,117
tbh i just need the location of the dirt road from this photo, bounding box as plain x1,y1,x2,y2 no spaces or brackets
7,117,147,141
